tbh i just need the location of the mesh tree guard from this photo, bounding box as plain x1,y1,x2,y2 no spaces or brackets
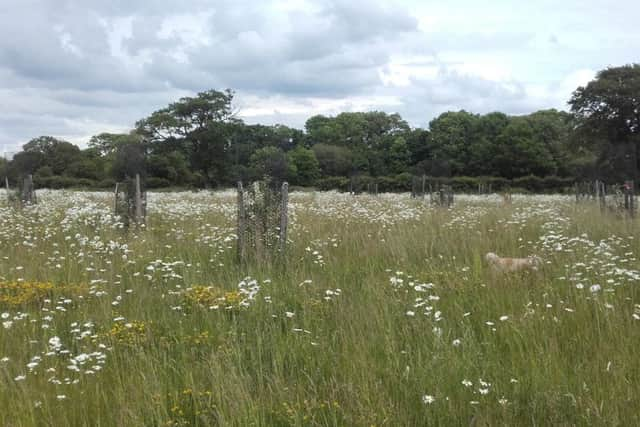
237,179,289,265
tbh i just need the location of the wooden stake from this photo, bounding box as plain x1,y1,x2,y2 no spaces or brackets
135,174,143,223
237,181,246,262
280,182,289,252
22,174,35,204
114,182,119,215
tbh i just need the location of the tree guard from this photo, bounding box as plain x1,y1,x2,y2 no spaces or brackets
237,179,289,264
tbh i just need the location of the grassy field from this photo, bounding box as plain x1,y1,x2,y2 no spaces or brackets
1,190,639,426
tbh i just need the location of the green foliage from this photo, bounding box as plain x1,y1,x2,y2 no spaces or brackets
494,117,557,178
147,151,193,185
89,133,138,156
9,150,44,176
146,177,173,188
428,110,480,175
10,64,640,189
111,139,146,181
312,144,353,177
136,89,240,186
570,64,640,180
34,175,95,189
316,176,349,191
287,146,320,186
249,146,292,182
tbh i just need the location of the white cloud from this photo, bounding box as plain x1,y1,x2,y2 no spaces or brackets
0,0,638,146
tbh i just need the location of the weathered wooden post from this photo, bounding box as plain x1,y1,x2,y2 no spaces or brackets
237,181,246,262
21,174,35,204
134,174,143,224
598,181,606,212
4,176,8,201
624,181,635,217
279,182,289,252
254,182,265,260
113,183,119,214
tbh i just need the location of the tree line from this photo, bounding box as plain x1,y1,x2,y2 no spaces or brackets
2,64,638,192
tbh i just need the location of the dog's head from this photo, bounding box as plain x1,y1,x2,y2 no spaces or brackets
485,252,499,263
528,256,543,269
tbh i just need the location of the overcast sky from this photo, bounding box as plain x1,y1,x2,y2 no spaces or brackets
1,0,639,153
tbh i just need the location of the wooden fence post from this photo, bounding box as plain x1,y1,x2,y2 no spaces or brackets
279,182,289,251
113,183,119,215
624,181,635,217
22,174,35,204
135,174,143,223
237,181,246,262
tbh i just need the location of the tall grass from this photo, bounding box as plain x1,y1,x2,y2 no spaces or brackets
0,190,639,426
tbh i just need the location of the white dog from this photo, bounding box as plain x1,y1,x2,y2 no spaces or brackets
485,252,542,273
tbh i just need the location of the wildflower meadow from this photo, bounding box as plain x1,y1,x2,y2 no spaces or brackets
1,190,639,426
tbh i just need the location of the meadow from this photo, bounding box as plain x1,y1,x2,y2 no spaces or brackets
1,189,639,426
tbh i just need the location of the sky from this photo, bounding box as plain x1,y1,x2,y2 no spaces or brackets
1,0,639,154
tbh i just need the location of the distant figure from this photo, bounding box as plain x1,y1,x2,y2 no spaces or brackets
502,192,512,205
485,252,542,273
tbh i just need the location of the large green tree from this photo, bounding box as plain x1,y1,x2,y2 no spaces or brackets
311,144,353,177
17,136,82,176
136,89,240,186
494,117,557,178
569,64,640,182
427,111,480,176
287,146,320,186
305,112,410,176
249,146,293,182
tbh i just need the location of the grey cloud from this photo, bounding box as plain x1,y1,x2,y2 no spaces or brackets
321,0,417,42
391,69,551,129
123,16,176,55
0,0,638,147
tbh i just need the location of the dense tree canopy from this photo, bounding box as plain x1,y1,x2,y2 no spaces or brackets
570,64,640,182
5,63,639,192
